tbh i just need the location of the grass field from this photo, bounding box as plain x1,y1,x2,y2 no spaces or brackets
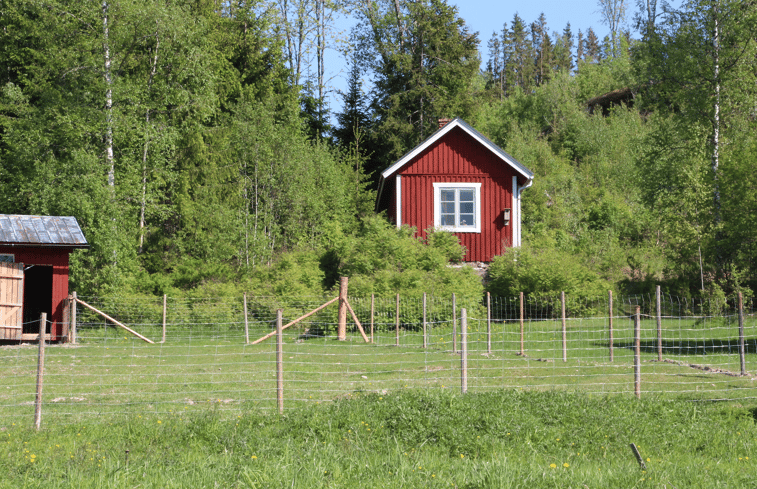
2,313,756,425
1,389,756,488
2,310,757,487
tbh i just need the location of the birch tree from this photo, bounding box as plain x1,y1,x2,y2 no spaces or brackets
597,0,627,58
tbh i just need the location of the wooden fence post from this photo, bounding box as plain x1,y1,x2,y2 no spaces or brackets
422,293,427,349
634,306,641,399
34,312,47,431
162,294,167,343
276,309,284,415
243,293,249,344
608,290,613,362
370,294,375,344
338,277,348,341
519,292,524,355
561,291,567,362
656,285,662,361
486,292,492,355
395,293,400,347
452,293,457,354
71,291,77,345
739,292,746,376
461,308,468,394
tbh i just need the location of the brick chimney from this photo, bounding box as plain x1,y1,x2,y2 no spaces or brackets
438,118,453,129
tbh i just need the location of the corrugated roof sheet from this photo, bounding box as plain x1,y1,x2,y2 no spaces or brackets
0,215,88,248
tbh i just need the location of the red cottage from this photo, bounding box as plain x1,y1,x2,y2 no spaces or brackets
0,215,88,342
376,118,534,263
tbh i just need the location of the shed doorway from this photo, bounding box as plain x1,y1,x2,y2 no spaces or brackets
22,265,52,335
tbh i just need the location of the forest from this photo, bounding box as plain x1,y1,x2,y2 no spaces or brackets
0,0,755,303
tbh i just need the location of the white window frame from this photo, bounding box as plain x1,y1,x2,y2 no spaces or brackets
433,182,482,233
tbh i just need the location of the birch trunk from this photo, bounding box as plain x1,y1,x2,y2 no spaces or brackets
139,27,160,253
712,1,721,225
103,1,114,189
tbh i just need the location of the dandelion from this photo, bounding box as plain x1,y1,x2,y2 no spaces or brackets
251,455,257,460
646,458,650,462
549,463,557,469
563,463,569,468
157,420,162,424
460,454,464,459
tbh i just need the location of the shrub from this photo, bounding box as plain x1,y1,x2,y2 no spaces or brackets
487,245,611,302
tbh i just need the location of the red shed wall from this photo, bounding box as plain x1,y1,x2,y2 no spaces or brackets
398,127,521,262
0,246,71,340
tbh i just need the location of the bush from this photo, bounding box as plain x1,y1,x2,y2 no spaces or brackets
487,245,611,301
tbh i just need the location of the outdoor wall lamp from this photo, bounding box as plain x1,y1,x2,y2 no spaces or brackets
503,208,511,226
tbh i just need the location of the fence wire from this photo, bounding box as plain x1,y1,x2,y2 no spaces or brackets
1,293,755,425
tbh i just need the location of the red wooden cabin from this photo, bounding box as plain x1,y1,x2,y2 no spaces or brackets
0,215,88,342
376,118,534,262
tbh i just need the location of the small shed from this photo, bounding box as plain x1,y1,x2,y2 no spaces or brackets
0,215,88,342
376,118,534,262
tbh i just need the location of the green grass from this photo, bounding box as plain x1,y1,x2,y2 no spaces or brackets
2,314,756,425
2,314,757,487
1,389,757,488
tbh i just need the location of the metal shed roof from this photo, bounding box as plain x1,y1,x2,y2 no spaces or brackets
0,215,88,248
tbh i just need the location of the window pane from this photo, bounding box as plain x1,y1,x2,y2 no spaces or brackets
441,190,455,202
460,202,473,214
459,190,474,202
459,214,474,226
441,202,455,214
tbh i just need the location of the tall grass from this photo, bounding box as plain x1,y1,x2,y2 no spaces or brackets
2,390,756,488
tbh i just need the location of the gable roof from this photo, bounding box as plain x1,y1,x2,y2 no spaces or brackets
381,118,533,180
0,215,89,248
377,118,534,204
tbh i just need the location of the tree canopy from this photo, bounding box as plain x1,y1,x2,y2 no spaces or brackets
1,0,755,301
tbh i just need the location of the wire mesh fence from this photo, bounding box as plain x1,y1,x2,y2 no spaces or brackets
1,291,755,426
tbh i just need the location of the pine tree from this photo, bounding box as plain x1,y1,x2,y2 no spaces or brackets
357,0,479,166
503,13,533,92
531,13,553,85
554,23,575,73
486,31,504,99
334,51,371,151
584,27,601,63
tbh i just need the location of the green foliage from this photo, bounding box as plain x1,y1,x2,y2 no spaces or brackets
487,245,611,301
323,215,482,301
1,0,756,304
356,0,480,172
